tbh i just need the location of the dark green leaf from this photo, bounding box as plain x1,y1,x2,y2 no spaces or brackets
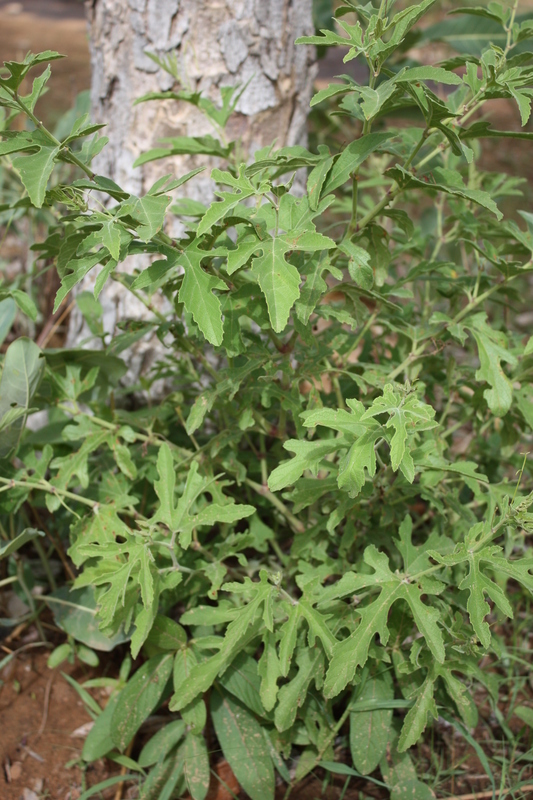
211,688,275,800
138,719,186,767
111,654,173,751
12,145,60,207
45,587,131,651
0,527,44,560
398,674,438,751
0,338,44,459
184,732,210,800
323,133,393,194
145,615,187,651
83,692,120,761
350,672,394,774
0,298,16,347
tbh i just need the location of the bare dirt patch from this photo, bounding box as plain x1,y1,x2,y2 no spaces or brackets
0,650,117,800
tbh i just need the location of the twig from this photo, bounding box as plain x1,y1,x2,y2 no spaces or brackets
36,299,76,348
1,641,51,656
36,672,55,739
4,622,30,644
113,738,135,800
21,746,44,763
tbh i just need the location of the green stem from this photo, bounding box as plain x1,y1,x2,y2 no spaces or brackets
244,478,305,534
113,274,168,324
414,97,485,173
408,563,445,582
278,369,291,439
511,452,529,506
451,275,517,326
324,358,345,410
267,329,286,352
156,540,195,573
0,575,18,589
440,416,471,441
34,538,58,592
252,410,272,435
347,127,429,237
13,91,96,180
505,0,520,54
404,127,430,170
388,274,517,382
260,434,268,487
438,392,455,428
345,0,392,234
474,509,515,551
299,686,360,786
358,86,484,234
340,310,378,368
57,406,191,460
348,171,359,233
356,187,397,231
270,537,289,567
425,188,447,317
176,406,200,451
0,477,98,509
16,559,47,642
387,340,424,382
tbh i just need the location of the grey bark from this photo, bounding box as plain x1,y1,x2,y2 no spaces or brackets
70,0,316,378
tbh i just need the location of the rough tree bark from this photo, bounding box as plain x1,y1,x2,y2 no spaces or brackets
69,0,316,377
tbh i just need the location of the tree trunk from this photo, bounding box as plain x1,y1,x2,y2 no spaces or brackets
69,0,316,377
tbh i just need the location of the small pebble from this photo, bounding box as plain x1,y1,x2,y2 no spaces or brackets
9,761,22,781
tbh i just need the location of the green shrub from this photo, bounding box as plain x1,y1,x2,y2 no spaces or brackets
2,2,533,798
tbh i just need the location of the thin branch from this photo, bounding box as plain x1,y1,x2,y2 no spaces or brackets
244,478,305,534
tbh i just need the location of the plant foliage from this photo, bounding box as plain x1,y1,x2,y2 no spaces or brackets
2,1,533,797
